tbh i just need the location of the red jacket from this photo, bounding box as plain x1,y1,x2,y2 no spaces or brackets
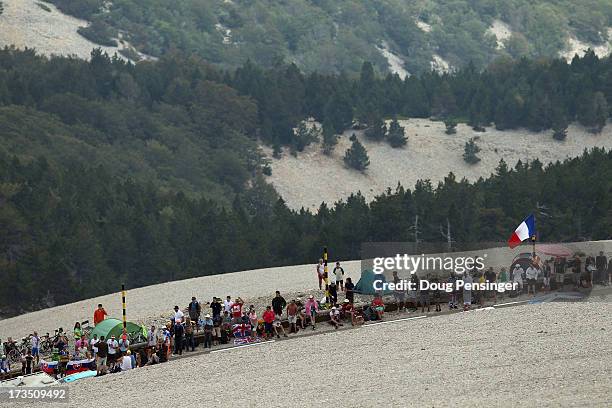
262,310,275,323
94,308,107,325
232,303,243,318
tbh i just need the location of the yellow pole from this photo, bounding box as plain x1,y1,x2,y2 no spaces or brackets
121,284,127,329
323,247,330,304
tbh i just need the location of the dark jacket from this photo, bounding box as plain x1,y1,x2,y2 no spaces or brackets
272,296,287,314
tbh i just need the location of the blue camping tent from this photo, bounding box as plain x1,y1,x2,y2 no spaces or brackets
354,269,393,295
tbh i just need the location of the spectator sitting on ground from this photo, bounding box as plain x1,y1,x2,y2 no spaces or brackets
329,307,343,329
295,298,306,330
119,351,133,371
340,299,354,321
145,347,159,366
248,306,259,334
273,313,288,338
371,295,385,320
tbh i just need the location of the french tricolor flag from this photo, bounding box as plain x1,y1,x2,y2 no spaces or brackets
508,214,536,249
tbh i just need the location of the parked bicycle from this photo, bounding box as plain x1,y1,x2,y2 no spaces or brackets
80,320,93,338
3,335,31,364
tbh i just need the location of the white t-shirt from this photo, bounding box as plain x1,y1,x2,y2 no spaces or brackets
525,266,539,280
329,309,340,319
120,356,132,371
317,264,325,276
91,339,98,353
174,310,184,323
513,267,524,281
77,346,88,358
147,331,157,347
107,339,118,355
223,300,234,313
31,336,40,349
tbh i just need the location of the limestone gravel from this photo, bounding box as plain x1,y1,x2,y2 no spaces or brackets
28,301,612,408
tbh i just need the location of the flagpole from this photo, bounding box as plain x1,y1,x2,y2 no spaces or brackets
531,214,537,258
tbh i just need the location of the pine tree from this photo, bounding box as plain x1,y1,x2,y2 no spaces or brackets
593,91,608,133
344,137,370,171
272,143,282,159
469,102,486,132
364,114,386,141
292,121,319,153
322,117,338,155
444,118,457,134
551,107,568,141
323,91,353,134
463,138,481,164
386,118,407,147
432,81,456,118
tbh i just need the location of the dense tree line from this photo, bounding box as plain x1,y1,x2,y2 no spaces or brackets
228,55,612,148
1,48,611,171
1,48,611,315
45,0,612,75
0,47,270,204
1,148,611,315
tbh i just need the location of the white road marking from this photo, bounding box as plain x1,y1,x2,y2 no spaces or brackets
493,300,530,307
364,315,427,327
210,340,275,353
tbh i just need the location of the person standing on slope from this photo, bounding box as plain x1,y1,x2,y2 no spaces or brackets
512,264,524,295
595,251,607,285
94,304,107,326
497,267,508,301
31,331,40,365
463,272,473,311
344,277,355,304
262,306,276,339
333,261,345,291
224,296,234,315
231,298,244,324
316,259,325,290
447,273,458,310
304,295,319,330
188,296,201,323
272,291,287,319
147,326,157,349
525,261,539,297
286,300,299,333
